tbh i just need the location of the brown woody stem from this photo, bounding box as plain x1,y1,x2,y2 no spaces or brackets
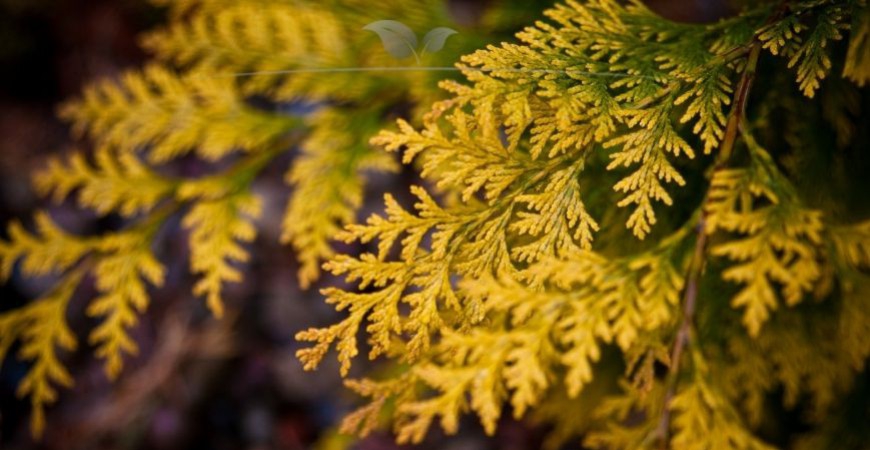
654,23,769,450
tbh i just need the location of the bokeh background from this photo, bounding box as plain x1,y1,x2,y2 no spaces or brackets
0,1,730,449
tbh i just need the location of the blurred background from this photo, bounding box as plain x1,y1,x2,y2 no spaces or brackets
0,1,729,449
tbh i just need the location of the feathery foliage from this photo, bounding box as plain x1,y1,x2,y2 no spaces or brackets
0,0,546,436
1,0,868,447
297,0,870,447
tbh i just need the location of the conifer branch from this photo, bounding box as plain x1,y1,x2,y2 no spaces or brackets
5,0,868,442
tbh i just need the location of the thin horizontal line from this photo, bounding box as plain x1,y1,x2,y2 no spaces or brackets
201,66,659,80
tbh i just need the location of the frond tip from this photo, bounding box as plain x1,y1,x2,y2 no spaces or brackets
88,232,166,379
182,193,262,317
0,212,93,279
0,274,80,437
34,148,175,217
707,141,824,336
280,110,398,288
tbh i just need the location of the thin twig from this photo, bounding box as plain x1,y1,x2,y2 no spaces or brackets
654,1,789,446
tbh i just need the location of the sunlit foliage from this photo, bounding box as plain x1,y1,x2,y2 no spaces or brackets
298,0,870,448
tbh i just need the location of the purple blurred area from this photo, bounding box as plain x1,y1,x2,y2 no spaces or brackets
0,1,727,449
